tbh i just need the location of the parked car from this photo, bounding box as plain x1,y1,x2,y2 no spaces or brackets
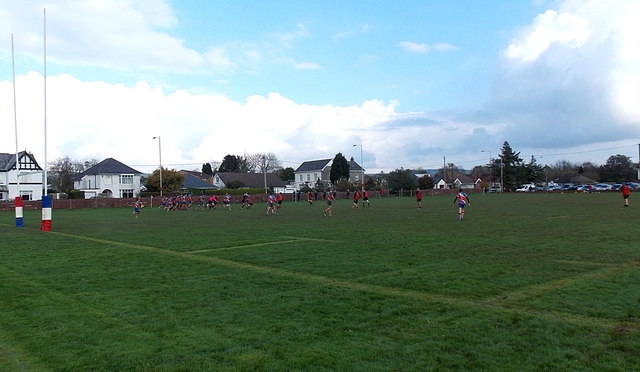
612,184,623,191
575,184,591,192
516,184,537,192
486,186,502,193
545,184,562,192
593,183,612,191
624,182,640,190
561,183,576,191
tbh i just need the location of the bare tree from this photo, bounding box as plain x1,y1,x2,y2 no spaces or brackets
48,156,96,192
245,152,282,173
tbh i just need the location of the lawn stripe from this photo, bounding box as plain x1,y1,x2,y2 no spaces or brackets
49,230,631,330
184,236,337,254
554,259,619,267
486,263,639,305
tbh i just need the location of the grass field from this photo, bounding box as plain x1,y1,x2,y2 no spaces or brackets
1,192,639,371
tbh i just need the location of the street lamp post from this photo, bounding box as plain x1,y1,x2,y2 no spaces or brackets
152,136,163,197
500,157,504,194
353,144,364,192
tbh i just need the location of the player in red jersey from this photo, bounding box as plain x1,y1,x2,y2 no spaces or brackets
416,188,423,209
621,183,631,207
352,190,360,210
323,191,335,216
276,192,284,210
362,190,370,207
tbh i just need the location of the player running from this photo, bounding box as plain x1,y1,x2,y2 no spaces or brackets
621,183,631,207
266,193,277,215
323,190,335,216
276,192,284,210
132,197,143,218
453,188,470,220
416,188,423,209
352,190,360,210
222,193,232,210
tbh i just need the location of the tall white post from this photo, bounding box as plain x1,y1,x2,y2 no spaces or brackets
153,136,163,197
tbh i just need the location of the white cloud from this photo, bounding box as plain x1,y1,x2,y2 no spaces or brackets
291,61,321,70
270,23,310,49
2,73,432,172
504,9,591,61
399,41,429,54
0,0,206,73
333,24,369,41
491,0,640,151
399,41,456,54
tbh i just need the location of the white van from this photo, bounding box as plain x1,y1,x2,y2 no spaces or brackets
516,184,536,192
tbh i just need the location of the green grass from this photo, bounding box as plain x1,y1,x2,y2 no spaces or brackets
1,192,639,371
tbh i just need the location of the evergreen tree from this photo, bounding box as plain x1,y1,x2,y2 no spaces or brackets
524,156,544,183
497,141,524,191
218,155,247,173
278,167,295,181
202,163,213,175
329,153,350,184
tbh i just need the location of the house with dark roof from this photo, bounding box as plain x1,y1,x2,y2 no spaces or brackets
433,171,477,190
212,172,287,192
179,170,217,192
0,151,44,200
294,158,364,189
73,158,143,198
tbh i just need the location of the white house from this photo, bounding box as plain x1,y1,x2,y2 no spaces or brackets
0,151,44,201
294,158,364,189
73,158,143,198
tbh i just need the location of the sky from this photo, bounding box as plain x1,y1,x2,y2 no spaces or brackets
1,0,639,174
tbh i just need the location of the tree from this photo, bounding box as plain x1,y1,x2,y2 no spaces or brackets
386,168,416,191
523,155,544,184
202,163,213,175
600,154,635,182
578,161,599,182
246,152,282,173
218,155,249,172
278,167,295,181
496,141,524,191
364,177,376,190
329,153,350,185
48,156,94,192
417,175,434,189
144,168,184,193
471,165,489,181
334,178,352,192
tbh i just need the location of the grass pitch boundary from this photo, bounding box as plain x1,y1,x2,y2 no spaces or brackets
47,229,635,331
184,236,339,254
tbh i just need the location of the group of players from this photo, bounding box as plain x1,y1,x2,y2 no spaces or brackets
134,183,636,220
133,187,472,219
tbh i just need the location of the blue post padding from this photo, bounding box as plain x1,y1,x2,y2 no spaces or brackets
16,217,23,227
42,195,52,208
